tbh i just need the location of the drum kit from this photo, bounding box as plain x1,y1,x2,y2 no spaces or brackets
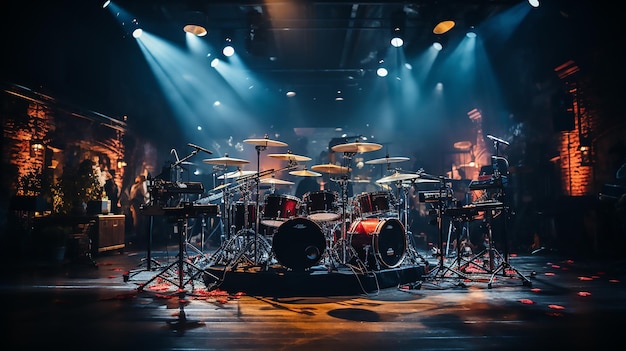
197,136,439,273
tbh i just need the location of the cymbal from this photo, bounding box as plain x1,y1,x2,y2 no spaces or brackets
375,172,420,184
311,163,351,174
260,178,294,185
349,176,371,183
453,141,473,150
289,169,322,177
413,178,440,183
203,156,250,166
268,153,311,162
365,156,410,165
211,183,231,191
217,170,257,179
331,141,382,153
243,138,288,147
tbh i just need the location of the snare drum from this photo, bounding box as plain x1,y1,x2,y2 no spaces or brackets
353,191,395,218
348,217,406,269
302,190,340,222
262,194,301,227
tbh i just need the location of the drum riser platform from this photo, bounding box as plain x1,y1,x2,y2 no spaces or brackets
203,265,424,297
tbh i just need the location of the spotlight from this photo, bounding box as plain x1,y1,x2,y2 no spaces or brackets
183,11,208,37
466,26,477,38
528,0,540,8
184,24,207,37
433,20,455,35
390,29,404,48
433,42,443,51
390,10,405,48
376,67,388,77
223,37,235,57
132,28,143,38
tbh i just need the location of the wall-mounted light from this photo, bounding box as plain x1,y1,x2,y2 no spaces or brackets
117,158,127,169
30,139,44,152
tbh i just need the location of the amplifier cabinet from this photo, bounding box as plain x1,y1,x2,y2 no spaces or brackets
93,215,125,254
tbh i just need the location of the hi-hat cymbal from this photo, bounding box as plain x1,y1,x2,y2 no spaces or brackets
365,156,410,165
203,156,250,166
217,170,257,179
243,138,288,147
331,141,382,153
375,172,420,184
268,153,311,162
289,169,322,177
311,163,351,174
260,178,294,185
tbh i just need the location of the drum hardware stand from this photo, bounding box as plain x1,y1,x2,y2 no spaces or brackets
136,207,220,295
421,174,469,285
396,179,430,268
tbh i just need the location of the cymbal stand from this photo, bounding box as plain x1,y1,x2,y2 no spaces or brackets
422,175,469,284
335,151,355,266
396,180,429,267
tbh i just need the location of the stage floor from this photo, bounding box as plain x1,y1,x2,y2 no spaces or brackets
2,240,625,350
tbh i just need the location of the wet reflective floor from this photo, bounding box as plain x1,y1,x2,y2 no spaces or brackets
2,242,624,351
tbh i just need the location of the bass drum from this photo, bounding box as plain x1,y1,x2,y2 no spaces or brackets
272,217,326,271
348,217,406,269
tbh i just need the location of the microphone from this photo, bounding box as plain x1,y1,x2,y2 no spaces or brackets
486,134,510,146
188,143,213,155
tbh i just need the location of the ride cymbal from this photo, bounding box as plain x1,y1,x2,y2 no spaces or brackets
375,172,420,184
243,138,288,147
268,153,311,162
331,141,382,153
289,169,322,177
203,156,250,166
365,156,410,165
311,163,351,174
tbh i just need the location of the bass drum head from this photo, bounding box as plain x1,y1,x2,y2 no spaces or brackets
373,218,406,268
272,217,326,271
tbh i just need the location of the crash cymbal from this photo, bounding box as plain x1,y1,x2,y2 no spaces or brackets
311,163,351,174
267,153,311,162
203,155,250,166
289,169,322,177
243,137,288,147
260,178,294,185
375,172,420,184
217,170,257,179
331,141,382,153
365,156,410,165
